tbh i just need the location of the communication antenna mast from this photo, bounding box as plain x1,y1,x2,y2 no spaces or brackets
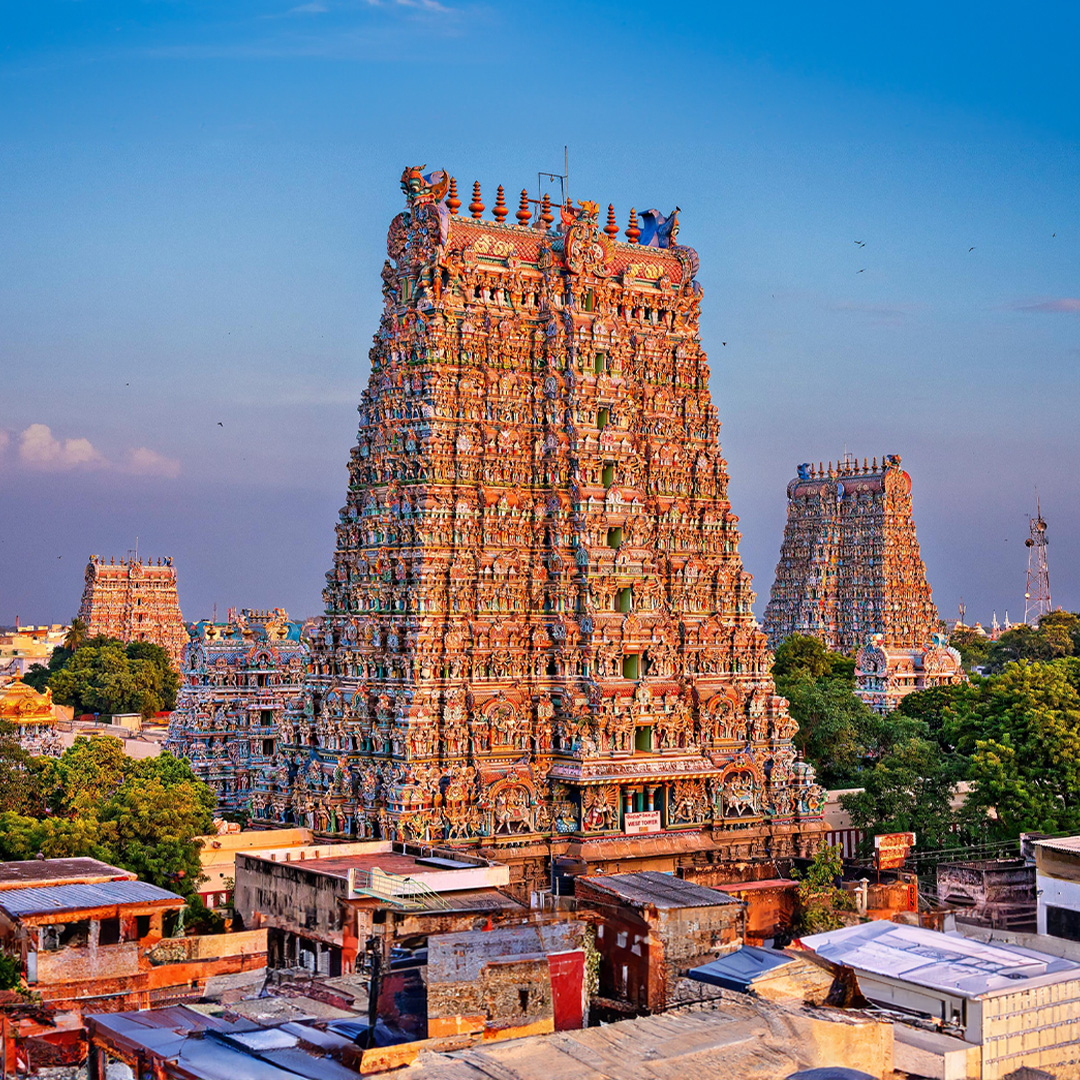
1024,494,1051,624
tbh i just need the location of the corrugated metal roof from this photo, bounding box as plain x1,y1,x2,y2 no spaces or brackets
802,921,1080,999
0,858,133,888
577,871,742,909
688,946,796,991
1034,836,1080,854
0,878,183,917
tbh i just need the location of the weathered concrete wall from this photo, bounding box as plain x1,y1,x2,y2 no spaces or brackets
428,955,554,1041
235,854,347,947
36,942,139,984
979,977,1080,1080
576,878,743,1012
146,928,267,964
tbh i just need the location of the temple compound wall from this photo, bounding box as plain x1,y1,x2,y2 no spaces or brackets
78,556,188,667
166,609,308,815
251,166,826,893
763,456,962,713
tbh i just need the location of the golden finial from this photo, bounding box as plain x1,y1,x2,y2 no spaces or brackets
469,181,484,219
493,185,508,223
604,203,618,240
446,176,461,215
626,207,641,244
539,192,553,230
515,189,531,226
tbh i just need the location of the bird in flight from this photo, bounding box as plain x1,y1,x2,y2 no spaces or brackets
721,342,727,346
217,422,224,427
857,268,866,273
968,246,975,252
854,240,865,247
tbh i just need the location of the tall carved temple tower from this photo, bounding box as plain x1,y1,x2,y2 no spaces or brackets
763,456,940,653
78,556,189,667
252,168,824,889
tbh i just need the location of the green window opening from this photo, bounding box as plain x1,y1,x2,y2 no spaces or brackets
622,653,640,680
602,463,614,488
634,725,653,753
594,352,606,374
597,407,609,431
607,527,622,549
617,587,633,613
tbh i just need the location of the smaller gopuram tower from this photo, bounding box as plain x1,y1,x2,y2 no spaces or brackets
763,455,940,653
78,555,188,667
167,609,308,815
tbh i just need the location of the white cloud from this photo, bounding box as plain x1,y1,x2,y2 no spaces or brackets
19,424,106,470
125,447,182,479
1015,297,1080,314
11,424,180,478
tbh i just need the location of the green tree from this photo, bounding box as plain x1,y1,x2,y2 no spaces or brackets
985,613,1079,673
840,737,963,852
783,678,924,789
0,720,48,816
125,641,180,711
63,618,89,652
0,951,22,991
46,637,179,718
41,736,129,816
949,627,990,672
895,683,967,749
100,771,214,896
0,811,104,861
793,843,856,934
953,659,1080,838
773,634,854,688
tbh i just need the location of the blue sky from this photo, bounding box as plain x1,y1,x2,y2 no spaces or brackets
1,1,1077,629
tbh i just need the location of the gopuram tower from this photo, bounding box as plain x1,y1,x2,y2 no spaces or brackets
78,555,188,667
254,168,825,890
763,455,941,653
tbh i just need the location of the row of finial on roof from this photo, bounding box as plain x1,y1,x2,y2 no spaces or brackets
91,555,172,567
447,177,647,243
804,457,895,479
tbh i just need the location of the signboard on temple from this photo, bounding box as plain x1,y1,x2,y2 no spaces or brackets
874,832,916,869
624,811,662,835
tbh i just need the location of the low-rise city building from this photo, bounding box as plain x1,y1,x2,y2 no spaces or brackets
426,921,590,1041
803,919,1080,1079
196,825,315,911
1033,835,1080,941
0,624,69,680
573,871,744,1014
234,839,523,976
937,857,1036,931
0,858,266,1017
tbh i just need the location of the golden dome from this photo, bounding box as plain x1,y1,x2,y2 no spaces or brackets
0,679,55,725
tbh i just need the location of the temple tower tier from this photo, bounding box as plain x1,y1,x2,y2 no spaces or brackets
256,166,826,886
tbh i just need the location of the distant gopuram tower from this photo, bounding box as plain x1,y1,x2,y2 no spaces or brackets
763,455,940,653
256,167,825,889
78,555,188,667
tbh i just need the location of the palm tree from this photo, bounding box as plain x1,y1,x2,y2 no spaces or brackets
64,618,88,652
